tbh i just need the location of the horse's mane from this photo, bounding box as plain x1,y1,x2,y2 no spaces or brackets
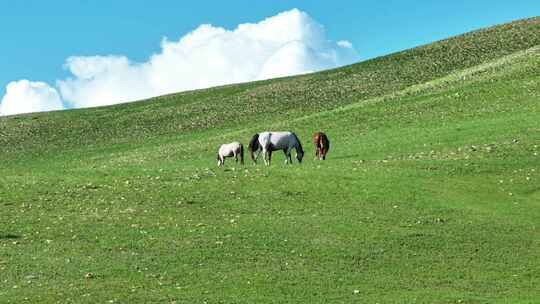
239,143,244,165
291,132,304,154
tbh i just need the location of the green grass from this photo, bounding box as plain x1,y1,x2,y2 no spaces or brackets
1,17,539,303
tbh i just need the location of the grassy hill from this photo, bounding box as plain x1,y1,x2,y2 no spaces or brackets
1,17,539,303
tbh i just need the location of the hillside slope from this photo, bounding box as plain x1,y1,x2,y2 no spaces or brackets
1,17,539,154
1,17,540,303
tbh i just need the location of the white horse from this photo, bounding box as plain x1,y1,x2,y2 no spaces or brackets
217,142,244,166
248,131,304,165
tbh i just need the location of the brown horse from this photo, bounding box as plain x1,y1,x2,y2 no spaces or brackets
312,132,330,160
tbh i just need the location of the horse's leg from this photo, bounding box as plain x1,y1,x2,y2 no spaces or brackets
262,149,269,166
286,147,293,164
253,149,261,164
265,150,271,166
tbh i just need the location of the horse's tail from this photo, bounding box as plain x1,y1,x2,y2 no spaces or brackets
239,143,244,165
323,133,330,153
248,133,260,163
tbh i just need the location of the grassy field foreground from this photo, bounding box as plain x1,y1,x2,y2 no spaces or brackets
1,17,540,303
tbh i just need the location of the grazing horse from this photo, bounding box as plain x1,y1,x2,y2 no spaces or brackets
312,132,330,160
217,142,244,166
248,131,304,166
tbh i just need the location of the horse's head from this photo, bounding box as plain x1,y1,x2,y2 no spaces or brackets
296,150,304,163
291,132,304,164
217,153,222,166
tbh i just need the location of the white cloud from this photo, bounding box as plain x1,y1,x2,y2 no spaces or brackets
1,9,359,114
0,80,64,116
337,40,353,49
58,55,152,108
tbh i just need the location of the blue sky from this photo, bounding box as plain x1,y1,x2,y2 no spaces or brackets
0,1,538,115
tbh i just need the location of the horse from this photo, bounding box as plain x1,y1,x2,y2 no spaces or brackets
248,131,304,166
217,141,244,166
312,132,330,160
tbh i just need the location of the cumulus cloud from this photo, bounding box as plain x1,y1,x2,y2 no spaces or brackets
1,9,359,115
58,56,152,108
0,80,64,116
